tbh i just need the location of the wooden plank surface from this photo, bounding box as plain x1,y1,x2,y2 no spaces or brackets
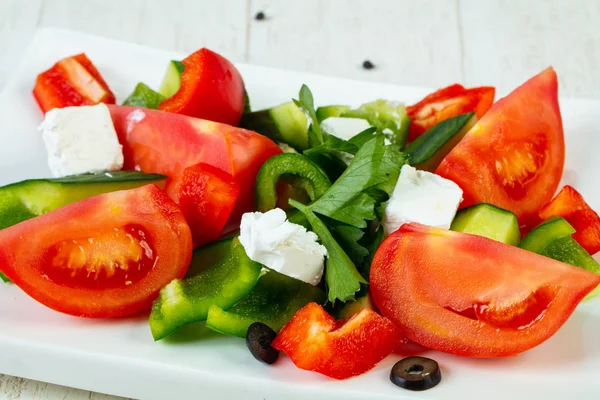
0,0,599,398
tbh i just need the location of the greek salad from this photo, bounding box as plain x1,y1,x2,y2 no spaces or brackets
0,46,599,391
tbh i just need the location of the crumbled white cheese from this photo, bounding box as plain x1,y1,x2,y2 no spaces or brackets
382,165,463,236
239,208,328,285
40,104,123,177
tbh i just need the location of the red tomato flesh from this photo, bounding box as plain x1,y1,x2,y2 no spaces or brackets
0,185,192,318
272,302,401,380
436,67,565,224
33,53,115,113
159,48,246,126
370,223,600,357
109,105,281,235
536,185,600,255
406,84,495,142
167,163,240,247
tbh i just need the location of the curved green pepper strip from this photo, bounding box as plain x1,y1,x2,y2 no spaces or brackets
206,270,326,338
255,153,332,212
149,238,262,340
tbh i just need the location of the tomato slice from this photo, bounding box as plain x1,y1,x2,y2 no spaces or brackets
0,185,192,318
272,302,400,380
435,68,565,224
33,53,115,114
167,163,240,247
159,48,245,126
406,84,495,142
535,185,600,255
109,106,281,235
370,223,600,357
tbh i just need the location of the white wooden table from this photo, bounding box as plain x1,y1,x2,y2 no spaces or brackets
0,0,598,398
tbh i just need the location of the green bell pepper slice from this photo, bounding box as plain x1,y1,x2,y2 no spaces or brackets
149,238,262,340
255,153,332,212
206,270,325,337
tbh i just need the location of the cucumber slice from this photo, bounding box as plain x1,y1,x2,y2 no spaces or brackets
0,171,166,230
240,102,309,150
316,105,351,122
337,292,374,320
158,60,185,98
149,238,262,340
407,112,477,172
341,99,411,147
451,203,520,245
205,270,325,337
123,83,164,109
519,217,576,253
542,236,600,275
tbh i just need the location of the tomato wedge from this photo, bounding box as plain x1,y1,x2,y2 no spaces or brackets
33,53,116,113
159,48,245,126
436,68,565,224
535,185,600,255
0,185,192,318
406,84,495,142
272,302,400,380
167,163,240,247
109,106,281,234
370,223,600,357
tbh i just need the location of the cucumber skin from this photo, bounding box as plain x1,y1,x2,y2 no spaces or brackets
240,102,309,150
451,203,520,246
158,60,184,98
0,172,166,230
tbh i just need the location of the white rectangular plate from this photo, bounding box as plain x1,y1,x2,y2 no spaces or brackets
1,28,600,400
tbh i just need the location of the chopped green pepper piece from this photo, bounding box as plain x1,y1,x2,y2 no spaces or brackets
519,217,576,254
255,153,331,212
205,270,325,337
149,238,262,340
122,83,165,109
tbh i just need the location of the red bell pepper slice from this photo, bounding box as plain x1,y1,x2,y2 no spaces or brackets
272,302,401,380
406,84,495,142
167,163,240,248
159,48,245,126
33,53,115,114
536,185,600,255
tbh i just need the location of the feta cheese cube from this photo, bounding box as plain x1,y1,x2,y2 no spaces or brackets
40,104,124,177
382,165,463,236
239,208,328,285
321,117,372,141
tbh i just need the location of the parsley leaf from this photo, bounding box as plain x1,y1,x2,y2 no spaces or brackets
330,222,369,264
308,135,403,228
290,200,367,303
293,85,324,146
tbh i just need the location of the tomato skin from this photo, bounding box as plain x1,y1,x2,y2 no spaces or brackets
167,163,240,248
0,185,192,318
159,48,245,126
272,302,401,380
370,223,600,357
109,106,281,234
33,53,115,113
435,68,565,224
406,84,495,142
535,185,600,255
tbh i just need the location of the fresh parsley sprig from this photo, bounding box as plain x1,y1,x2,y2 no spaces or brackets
293,84,324,146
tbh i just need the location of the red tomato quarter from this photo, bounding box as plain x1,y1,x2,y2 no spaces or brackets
536,185,600,255
0,185,193,318
272,302,401,380
370,223,600,357
406,84,495,142
33,53,115,113
109,105,281,234
435,67,565,224
159,48,245,126
167,163,240,248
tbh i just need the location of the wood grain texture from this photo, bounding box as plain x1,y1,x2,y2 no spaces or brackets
248,0,464,88
459,0,600,98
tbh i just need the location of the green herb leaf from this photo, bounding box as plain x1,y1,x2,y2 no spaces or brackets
293,85,323,145
308,136,403,228
290,200,367,303
330,223,369,264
